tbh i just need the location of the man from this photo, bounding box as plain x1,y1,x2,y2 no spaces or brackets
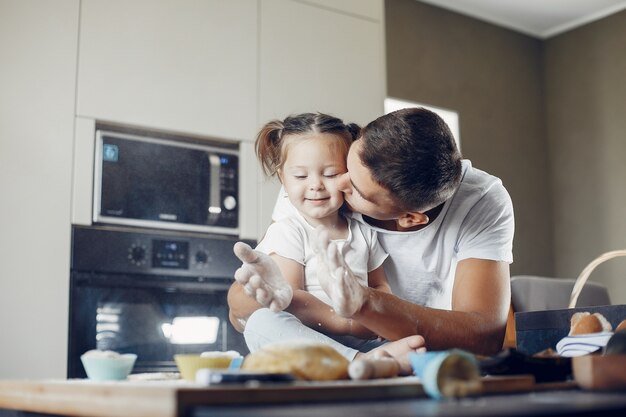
228,108,513,355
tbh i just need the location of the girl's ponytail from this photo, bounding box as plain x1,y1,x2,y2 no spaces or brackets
255,120,285,176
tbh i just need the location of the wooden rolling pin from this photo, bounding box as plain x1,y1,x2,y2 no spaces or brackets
348,357,400,380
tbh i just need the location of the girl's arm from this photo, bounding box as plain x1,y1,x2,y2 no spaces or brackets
342,265,392,339
287,290,356,336
227,283,262,332
272,254,359,336
367,265,392,294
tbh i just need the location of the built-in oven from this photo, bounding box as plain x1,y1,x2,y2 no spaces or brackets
68,225,254,378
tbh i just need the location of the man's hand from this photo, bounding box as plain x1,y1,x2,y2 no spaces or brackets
233,242,293,312
312,226,368,317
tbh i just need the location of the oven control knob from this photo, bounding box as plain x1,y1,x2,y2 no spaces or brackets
223,195,237,211
129,245,147,265
195,250,209,264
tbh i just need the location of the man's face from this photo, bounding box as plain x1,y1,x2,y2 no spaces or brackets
337,139,406,221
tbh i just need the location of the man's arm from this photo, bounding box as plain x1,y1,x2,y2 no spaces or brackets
227,242,376,338
227,282,262,332
227,267,377,338
227,241,295,332
286,290,376,338
271,254,368,337
353,258,510,355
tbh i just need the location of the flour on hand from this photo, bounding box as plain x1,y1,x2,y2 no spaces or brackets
233,241,293,311
312,226,367,317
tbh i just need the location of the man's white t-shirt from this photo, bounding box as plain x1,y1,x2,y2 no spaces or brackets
272,160,514,310
256,210,388,306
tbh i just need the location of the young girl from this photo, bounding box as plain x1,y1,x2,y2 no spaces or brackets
234,113,425,369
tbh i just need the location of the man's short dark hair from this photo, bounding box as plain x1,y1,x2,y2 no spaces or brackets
359,107,462,212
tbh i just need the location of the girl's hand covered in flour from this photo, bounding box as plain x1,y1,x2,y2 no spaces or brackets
233,242,293,312
312,226,368,317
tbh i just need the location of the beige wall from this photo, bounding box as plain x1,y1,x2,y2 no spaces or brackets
386,1,626,303
544,11,626,304
385,0,554,278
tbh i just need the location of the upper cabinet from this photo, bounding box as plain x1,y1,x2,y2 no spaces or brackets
303,0,384,21
254,0,386,237
73,0,385,240
258,0,385,126
76,0,258,141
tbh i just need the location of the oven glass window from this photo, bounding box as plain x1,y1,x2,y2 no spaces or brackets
68,274,248,377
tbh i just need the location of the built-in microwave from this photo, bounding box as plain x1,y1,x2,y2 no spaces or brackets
93,128,239,235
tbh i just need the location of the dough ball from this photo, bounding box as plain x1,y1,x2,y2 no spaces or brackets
569,312,612,335
242,341,349,381
82,349,120,358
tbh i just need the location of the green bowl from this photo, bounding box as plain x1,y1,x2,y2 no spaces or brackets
81,353,137,381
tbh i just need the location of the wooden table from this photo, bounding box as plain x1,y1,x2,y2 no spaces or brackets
0,376,620,417
192,390,626,417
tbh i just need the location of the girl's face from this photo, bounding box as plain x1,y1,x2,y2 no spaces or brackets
279,133,348,226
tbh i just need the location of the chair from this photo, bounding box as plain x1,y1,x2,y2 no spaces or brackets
511,275,611,312
503,275,611,349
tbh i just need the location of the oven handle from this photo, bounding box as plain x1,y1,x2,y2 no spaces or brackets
208,154,222,221
72,273,233,293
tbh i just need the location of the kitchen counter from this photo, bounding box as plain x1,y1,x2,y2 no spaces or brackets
0,379,182,417
1,377,455,417
0,376,624,417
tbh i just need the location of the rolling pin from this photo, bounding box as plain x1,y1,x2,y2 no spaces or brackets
410,350,483,399
348,357,401,380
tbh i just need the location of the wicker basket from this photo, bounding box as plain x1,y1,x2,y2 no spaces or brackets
569,249,626,308
515,250,626,355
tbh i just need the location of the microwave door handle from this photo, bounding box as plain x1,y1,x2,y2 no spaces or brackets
208,154,222,221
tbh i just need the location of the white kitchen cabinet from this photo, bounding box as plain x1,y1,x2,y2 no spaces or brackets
76,0,258,142
0,0,79,378
255,0,386,238
71,116,96,227
259,0,385,125
304,0,384,21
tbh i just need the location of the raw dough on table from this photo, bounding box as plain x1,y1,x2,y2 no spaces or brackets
242,341,349,381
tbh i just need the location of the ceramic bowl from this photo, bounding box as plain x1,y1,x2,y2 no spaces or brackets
80,352,137,381
174,353,235,381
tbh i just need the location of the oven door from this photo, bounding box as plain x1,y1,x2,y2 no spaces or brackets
68,272,248,378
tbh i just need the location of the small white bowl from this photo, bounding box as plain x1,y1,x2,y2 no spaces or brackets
81,352,137,381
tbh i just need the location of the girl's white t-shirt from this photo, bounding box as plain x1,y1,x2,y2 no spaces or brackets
256,210,388,306
272,160,514,310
